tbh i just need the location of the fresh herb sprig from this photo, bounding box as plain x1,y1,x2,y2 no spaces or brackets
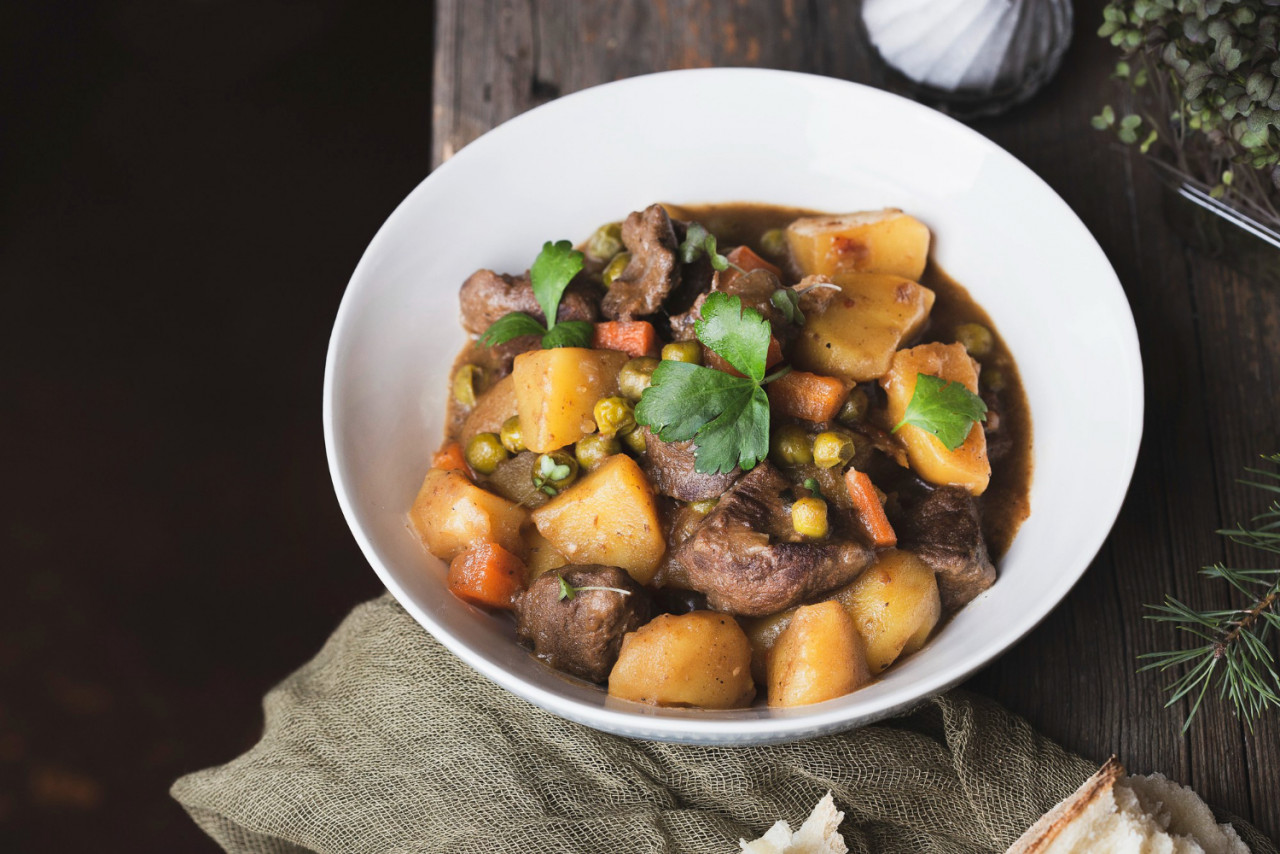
555,574,634,601
1140,454,1280,732
480,240,594,349
635,292,787,475
679,222,742,273
892,373,988,451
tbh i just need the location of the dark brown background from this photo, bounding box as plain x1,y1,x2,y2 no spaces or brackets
4,1,1277,850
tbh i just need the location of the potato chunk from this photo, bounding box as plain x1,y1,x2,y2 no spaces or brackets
523,528,568,580
460,374,517,446
608,611,754,708
767,601,871,707
530,454,665,584
786,209,931,280
792,272,935,383
881,342,990,494
409,469,528,561
512,348,629,453
831,550,941,674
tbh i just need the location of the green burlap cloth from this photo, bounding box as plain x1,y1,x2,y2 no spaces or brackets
172,594,1278,854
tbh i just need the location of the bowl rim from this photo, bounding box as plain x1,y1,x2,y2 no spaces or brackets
323,67,1144,742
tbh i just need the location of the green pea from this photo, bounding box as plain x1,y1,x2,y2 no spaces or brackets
812,431,856,469
575,434,620,471
689,498,718,515
602,251,632,288
955,322,995,358
981,367,1006,392
499,416,525,454
620,426,647,453
593,396,637,436
452,364,485,407
837,388,869,425
759,228,788,258
532,450,579,496
586,222,623,261
618,356,660,401
770,423,813,467
465,432,508,475
791,496,828,539
661,340,703,364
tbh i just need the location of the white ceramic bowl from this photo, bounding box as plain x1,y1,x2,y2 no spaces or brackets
324,69,1143,745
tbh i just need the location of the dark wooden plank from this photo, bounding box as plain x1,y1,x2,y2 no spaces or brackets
431,0,1278,841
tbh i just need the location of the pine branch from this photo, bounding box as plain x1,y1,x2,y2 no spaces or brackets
1139,453,1280,732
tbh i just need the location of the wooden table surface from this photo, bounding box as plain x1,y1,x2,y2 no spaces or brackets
4,1,1277,850
433,0,1280,839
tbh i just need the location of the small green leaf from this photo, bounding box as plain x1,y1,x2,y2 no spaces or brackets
1114,60,1131,78
892,374,988,451
530,240,585,330
1140,128,1159,153
770,288,805,325
540,320,594,349
480,312,548,347
556,573,576,601
1223,170,1234,186
694,292,771,383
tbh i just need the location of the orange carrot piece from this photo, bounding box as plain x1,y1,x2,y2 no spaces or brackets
720,245,782,289
845,469,897,548
432,442,468,474
592,320,658,358
448,543,527,609
767,370,847,423
705,336,783,378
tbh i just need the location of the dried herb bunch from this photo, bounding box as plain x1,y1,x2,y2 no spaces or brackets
1095,0,1280,224
1141,454,1280,730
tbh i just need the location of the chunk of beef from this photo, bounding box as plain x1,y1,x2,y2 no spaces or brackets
601,205,681,320
667,266,800,342
898,486,995,612
515,565,651,683
459,269,598,335
675,462,874,617
639,427,741,501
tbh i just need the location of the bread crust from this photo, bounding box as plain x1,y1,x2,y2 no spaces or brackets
1004,757,1126,854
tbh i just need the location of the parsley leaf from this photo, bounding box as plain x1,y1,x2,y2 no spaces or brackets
479,312,547,347
694,292,770,381
679,222,741,272
635,294,773,474
892,373,988,451
530,239,584,329
540,320,594,350
479,240,588,350
770,288,805,325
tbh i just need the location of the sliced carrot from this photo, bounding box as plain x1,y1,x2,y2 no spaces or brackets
845,469,897,548
432,442,468,474
448,543,527,609
704,336,783,378
592,320,658,358
767,370,847,423
720,245,782,289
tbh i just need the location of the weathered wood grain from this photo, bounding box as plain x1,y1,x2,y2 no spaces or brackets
432,0,1280,840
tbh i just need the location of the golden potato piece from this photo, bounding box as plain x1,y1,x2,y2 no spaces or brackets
882,342,990,495
831,550,941,674
512,348,628,453
786,209,931,280
767,601,871,708
792,272,935,383
409,469,528,561
742,606,797,685
530,454,665,584
522,527,568,580
608,611,754,708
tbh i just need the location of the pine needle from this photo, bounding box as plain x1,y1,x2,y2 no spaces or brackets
1138,453,1280,732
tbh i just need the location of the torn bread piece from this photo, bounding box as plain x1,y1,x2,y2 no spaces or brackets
740,791,848,854
1006,757,1250,854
